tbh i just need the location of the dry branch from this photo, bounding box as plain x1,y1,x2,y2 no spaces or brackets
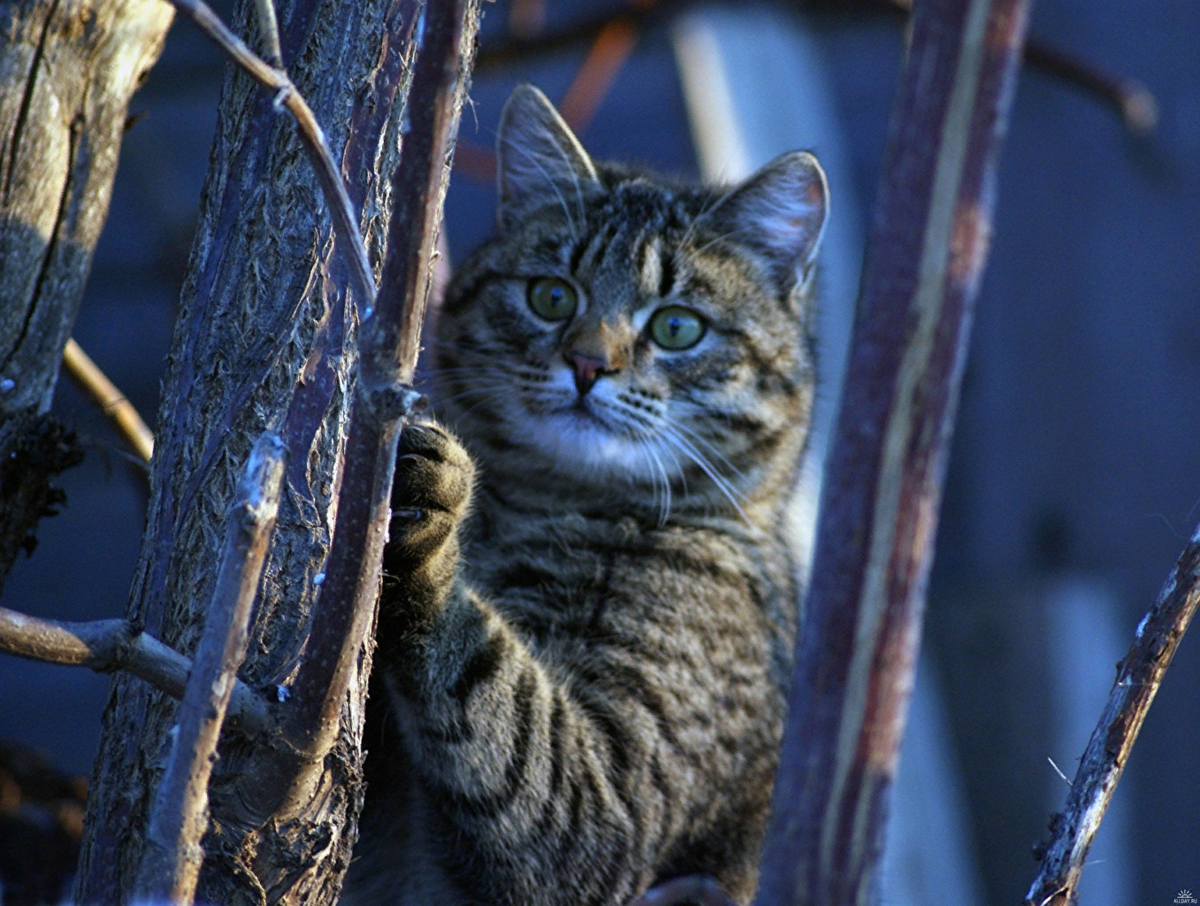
0,607,269,736
134,433,285,904
0,0,171,589
1024,523,1200,906
754,0,1030,903
62,338,155,464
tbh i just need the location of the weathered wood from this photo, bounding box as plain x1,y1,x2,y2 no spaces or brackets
754,0,1030,903
1024,523,1200,906
73,0,457,901
0,0,174,414
0,0,172,587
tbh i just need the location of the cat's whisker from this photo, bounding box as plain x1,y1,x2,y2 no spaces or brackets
659,425,751,525
638,436,673,527
539,125,589,234
507,140,580,241
667,418,746,484
437,386,514,421
434,345,551,383
685,225,752,262
675,187,727,258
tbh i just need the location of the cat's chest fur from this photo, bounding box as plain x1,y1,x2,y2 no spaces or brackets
459,491,800,736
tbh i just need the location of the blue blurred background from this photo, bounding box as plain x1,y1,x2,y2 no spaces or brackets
1,2,1197,903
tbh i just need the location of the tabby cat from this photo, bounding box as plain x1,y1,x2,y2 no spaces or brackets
347,84,828,905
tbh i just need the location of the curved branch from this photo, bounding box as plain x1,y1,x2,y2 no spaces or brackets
166,0,376,308
477,0,1157,134
755,0,1030,902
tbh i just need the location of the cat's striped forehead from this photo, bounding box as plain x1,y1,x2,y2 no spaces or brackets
480,168,787,322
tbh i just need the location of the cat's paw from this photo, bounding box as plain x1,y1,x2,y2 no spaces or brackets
386,421,474,568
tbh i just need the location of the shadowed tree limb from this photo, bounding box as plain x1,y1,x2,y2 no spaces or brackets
72,0,452,892
278,0,477,769
1024,522,1200,906
0,0,172,590
754,0,1030,903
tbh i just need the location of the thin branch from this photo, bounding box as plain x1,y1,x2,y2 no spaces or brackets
1022,40,1158,133
0,607,270,737
477,0,683,71
879,0,1157,133
166,0,376,309
755,0,1030,903
133,433,285,904
1024,522,1200,906
627,875,737,906
557,17,640,133
62,338,154,465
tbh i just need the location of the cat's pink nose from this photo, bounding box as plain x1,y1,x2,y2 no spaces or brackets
565,351,613,396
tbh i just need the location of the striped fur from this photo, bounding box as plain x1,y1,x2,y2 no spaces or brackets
347,86,827,905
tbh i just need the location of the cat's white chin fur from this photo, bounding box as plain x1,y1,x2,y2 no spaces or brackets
530,410,649,481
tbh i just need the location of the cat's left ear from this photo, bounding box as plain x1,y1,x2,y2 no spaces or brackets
495,84,600,229
711,151,829,294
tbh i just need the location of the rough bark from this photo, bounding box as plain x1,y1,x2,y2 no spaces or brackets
0,0,173,587
73,0,453,901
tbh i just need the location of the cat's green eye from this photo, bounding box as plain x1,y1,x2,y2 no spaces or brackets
649,306,706,350
527,277,578,321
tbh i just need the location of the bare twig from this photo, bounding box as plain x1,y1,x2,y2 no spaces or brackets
166,0,375,308
62,338,154,464
755,0,1030,903
557,18,640,132
477,0,682,70
1024,523,1200,906
279,0,477,765
627,875,736,906
1023,40,1158,133
0,607,269,736
133,433,285,904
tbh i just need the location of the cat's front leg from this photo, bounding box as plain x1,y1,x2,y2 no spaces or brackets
380,420,474,638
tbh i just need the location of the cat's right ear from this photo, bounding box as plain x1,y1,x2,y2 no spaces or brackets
496,84,599,229
710,151,829,295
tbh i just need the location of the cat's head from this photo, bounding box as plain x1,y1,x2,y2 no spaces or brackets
435,85,828,523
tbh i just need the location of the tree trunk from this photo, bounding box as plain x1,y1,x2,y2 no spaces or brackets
73,0,471,901
0,0,173,589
